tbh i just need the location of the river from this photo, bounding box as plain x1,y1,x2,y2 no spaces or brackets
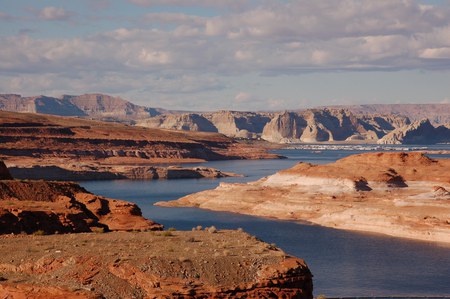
81,146,450,297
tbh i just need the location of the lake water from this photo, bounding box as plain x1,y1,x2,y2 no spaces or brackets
81,147,450,297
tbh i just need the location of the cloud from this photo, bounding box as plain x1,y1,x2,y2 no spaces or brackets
0,11,13,21
128,0,249,10
37,7,74,21
1,0,450,108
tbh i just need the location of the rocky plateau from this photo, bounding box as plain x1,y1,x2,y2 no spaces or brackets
158,152,450,244
0,162,313,298
3,93,449,144
0,110,279,181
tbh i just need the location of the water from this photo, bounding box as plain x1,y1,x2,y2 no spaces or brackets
80,147,450,297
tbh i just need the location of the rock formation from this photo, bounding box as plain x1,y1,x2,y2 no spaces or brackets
0,167,162,234
0,110,280,169
377,119,450,144
0,230,313,298
260,109,398,143
9,165,241,181
323,103,450,125
137,113,218,132
137,111,272,138
158,152,450,244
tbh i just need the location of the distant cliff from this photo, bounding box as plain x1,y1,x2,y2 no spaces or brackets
0,93,164,121
377,119,450,144
137,111,272,138
261,109,409,143
323,103,450,125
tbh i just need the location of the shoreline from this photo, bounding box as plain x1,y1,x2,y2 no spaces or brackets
156,152,450,245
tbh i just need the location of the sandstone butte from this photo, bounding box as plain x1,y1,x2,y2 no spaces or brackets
158,152,450,244
0,162,313,298
0,110,280,175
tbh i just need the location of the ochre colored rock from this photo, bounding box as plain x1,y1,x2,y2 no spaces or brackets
159,152,450,244
0,180,162,234
0,231,313,299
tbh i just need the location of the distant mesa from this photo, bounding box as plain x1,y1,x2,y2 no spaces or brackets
2,93,450,144
377,118,450,144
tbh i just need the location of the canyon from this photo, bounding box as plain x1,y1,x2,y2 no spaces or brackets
157,152,450,244
2,93,450,144
0,110,279,180
0,162,313,298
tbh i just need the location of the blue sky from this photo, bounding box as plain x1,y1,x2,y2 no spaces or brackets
1,0,450,110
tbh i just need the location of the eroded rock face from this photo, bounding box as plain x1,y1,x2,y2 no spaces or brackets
326,103,450,125
138,111,272,138
0,179,162,234
158,152,450,244
0,231,313,299
377,119,450,144
0,110,280,166
261,109,385,143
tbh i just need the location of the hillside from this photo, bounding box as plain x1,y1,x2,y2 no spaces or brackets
0,111,280,169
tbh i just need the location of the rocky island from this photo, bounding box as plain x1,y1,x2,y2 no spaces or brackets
158,152,450,244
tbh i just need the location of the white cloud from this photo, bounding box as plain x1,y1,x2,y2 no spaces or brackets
38,7,73,21
1,0,450,109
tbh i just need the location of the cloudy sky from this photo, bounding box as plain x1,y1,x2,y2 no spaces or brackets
1,0,450,111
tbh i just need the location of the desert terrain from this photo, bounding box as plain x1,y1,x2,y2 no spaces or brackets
158,152,450,244
0,110,279,180
0,161,313,298
0,230,313,298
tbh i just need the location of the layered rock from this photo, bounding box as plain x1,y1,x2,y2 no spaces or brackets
377,119,450,144
0,110,280,167
325,103,450,125
261,109,389,143
158,152,450,243
0,230,313,298
9,165,241,181
137,113,218,132
0,162,162,234
137,111,272,138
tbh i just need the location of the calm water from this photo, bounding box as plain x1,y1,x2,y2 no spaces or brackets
81,147,450,297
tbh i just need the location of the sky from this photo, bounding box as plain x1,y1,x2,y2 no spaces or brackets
1,0,450,111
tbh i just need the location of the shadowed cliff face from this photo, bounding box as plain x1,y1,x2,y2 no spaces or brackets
377,119,450,144
260,109,402,143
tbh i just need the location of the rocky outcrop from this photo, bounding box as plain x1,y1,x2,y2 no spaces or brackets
137,113,218,132
377,119,450,144
261,109,385,143
0,165,162,234
0,230,313,298
158,152,450,244
9,165,241,181
0,110,280,167
138,111,272,138
324,103,450,125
